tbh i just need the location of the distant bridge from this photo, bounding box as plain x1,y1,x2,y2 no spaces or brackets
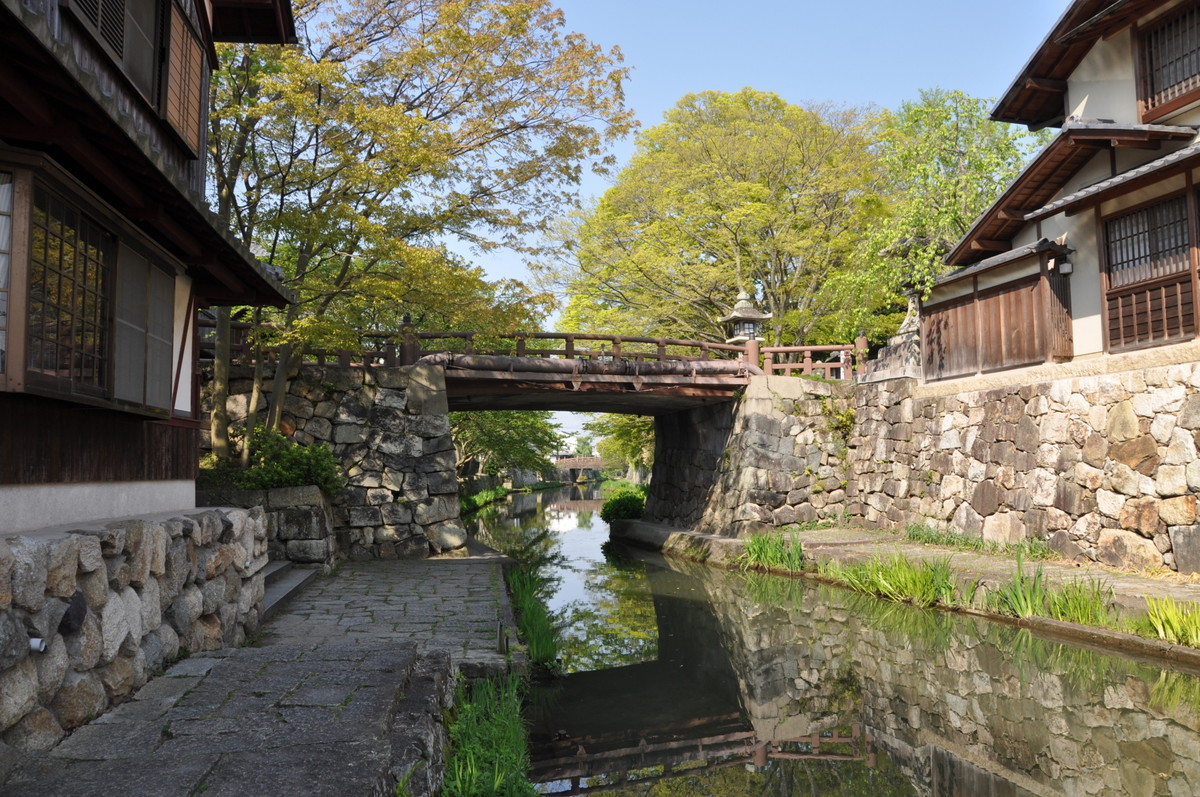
212,324,866,414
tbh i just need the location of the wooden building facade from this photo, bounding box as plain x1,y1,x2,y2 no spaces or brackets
0,0,293,531
923,0,1200,382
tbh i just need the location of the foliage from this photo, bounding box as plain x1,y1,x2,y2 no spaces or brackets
461,486,512,516
1132,596,1200,648
442,675,536,797
450,411,562,475
506,566,559,666
600,479,648,498
536,89,883,345
986,554,1048,619
599,490,645,523
741,529,806,573
820,398,855,443
1046,578,1116,628
866,89,1050,305
904,523,1056,560
205,427,345,495
587,414,655,474
208,0,635,436
557,546,658,672
816,554,958,608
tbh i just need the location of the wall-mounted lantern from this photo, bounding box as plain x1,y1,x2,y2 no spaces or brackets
719,291,772,344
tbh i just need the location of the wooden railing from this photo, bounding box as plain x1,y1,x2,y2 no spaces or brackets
197,319,868,380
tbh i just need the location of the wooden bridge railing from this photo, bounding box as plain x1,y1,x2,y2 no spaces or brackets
198,319,868,381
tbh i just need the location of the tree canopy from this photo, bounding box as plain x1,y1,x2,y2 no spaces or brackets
450,410,562,475
534,88,882,345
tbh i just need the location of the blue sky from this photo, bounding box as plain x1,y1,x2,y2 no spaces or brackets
474,0,1072,284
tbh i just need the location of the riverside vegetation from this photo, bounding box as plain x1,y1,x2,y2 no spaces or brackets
740,528,1200,654
440,675,536,797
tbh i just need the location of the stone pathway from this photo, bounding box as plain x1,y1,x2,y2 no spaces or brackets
0,557,517,797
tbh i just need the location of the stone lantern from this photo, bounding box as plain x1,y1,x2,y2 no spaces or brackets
719,291,772,366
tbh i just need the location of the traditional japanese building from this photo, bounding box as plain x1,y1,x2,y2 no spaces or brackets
923,0,1200,382
0,0,294,531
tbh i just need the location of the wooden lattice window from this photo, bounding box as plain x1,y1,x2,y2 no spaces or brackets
164,2,205,155
26,185,114,396
0,172,11,375
1105,195,1196,349
1141,3,1200,120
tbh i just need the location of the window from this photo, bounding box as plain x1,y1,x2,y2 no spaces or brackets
114,247,174,410
1140,3,1200,120
1105,195,1196,349
164,3,205,154
26,185,113,397
0,172,12,374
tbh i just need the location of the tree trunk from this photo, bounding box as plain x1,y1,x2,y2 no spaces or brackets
240,312,265,468
209,307,232,461
264,342,303,432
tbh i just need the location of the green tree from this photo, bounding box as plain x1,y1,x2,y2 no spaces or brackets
207,0,635,450
867,89,1049,307
535,88,882,345
450,411,562,475
585,414,654,473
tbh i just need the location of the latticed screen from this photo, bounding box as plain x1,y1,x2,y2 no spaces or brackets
27,185,113,394
0,172,12,374
1142,3,1200,115
1105,195,1190,288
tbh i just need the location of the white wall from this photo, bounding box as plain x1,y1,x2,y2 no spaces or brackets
0,481,195,535
1067,29,1137,123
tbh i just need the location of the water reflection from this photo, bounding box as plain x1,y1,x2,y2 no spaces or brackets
471,487,1200,795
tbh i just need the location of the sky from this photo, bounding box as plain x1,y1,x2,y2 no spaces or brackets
474,0,1073,284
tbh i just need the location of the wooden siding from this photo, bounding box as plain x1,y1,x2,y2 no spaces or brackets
923,272,1070,382
165,4,204,155
1107,272,1195,350
0,392,197,484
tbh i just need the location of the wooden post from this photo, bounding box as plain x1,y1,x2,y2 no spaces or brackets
383,340,397,366
656,338,666,361
516,334,526,357
745,338,759,370
802,348,813,375
400,323,418,365
763,349,773,373
752,741,768,767
612,336,622,359
855,334,868,376
565,336,575,359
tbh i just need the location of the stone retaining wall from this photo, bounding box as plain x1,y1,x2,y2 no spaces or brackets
227,486,337,570
220,363,466,559
651,362,1200,572
0,507,266,752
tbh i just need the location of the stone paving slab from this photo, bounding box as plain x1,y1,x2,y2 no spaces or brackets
1,557,519,797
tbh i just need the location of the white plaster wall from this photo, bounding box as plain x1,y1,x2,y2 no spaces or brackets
173,275,193,415
1062,150,1113,197
1066,29,1137,123
0,480,195,535
1100,173,1187,216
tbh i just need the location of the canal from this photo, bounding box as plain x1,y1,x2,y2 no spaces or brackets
467,484,1200,796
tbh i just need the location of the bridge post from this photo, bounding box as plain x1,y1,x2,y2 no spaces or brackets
400,323,419,365
854,334,869,377
744,339,759,370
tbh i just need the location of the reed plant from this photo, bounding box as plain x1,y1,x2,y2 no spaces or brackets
904,523,1056,560
986,554,1048,618
816,554,957,608
505,566,559,666
460,486,511,516
1131,596,1200,648
1045,578,1116,627
741,529,806,573
442,675,536,797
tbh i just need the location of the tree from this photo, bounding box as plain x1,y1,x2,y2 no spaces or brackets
450,410,562,475
207,0,635,453
534,89,882,345
867,89,1049,306
585,414,654,473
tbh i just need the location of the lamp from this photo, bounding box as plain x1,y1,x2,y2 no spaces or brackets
719,291,772,344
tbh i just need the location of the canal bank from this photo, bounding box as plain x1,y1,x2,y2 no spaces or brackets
0,554,522,797
612,518,1200,672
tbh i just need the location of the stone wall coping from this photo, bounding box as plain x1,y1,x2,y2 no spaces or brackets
1,507,234,542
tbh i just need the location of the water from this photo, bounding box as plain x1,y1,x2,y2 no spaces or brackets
468,485,1200,796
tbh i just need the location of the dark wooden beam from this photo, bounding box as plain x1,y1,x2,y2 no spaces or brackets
1025,77,1067,93
970,239,1010,252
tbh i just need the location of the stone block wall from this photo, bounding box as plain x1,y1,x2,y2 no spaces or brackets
223,486,337,570
221,363,467,559
661,363,1200,572
646,376,853,536
0,508,266,752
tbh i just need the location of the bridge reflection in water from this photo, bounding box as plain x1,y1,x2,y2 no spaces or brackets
525,543,1200,796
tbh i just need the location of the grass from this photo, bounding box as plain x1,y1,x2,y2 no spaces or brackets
816,554,960,608
741,529,806,572
904,523,1056,560
442,675,536,797
1047,577,1117,627
505,566,559,667
986,554,1049,618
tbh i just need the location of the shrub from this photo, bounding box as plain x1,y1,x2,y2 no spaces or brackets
599,489,645,523
236,427,346,496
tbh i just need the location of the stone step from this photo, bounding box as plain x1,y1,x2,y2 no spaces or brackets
262,559,294,586
261,564,319,622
